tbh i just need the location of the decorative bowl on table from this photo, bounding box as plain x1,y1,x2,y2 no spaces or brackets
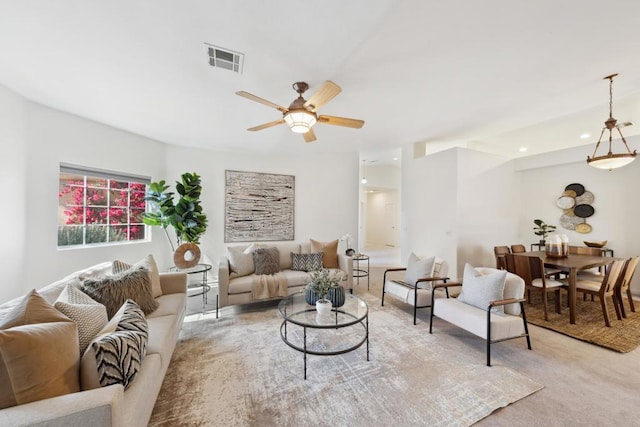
584,240,607,248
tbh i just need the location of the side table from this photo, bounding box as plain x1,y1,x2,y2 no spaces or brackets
170,263,218,318
352,254,370,290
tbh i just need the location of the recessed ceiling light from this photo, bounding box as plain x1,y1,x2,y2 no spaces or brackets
580,133,591,139
519,147,528,153
392,157,399,161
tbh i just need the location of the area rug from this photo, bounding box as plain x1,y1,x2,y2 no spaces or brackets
524,292,640,353
150,293,542,427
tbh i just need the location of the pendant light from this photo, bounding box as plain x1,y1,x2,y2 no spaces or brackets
587,73,637,170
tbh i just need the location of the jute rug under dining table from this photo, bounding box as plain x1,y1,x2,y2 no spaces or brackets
150,293,542,426
523,291,640,353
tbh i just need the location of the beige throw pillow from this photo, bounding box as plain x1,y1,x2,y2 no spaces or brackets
0,290,80,409
55,284,109,354
112,254,162,298
310,239,339,269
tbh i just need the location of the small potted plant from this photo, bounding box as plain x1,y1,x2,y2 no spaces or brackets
306,269,347,313
533,219,556,245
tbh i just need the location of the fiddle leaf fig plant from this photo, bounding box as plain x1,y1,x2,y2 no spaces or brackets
143,172,208,251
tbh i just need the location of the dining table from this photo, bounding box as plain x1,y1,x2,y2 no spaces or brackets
514,251,615,324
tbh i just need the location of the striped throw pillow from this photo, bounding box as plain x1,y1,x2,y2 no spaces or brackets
291,252,324,272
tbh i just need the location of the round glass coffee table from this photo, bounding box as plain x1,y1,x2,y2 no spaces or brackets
278,292,369,379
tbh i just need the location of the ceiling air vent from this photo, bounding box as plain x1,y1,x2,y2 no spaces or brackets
205,43,244,74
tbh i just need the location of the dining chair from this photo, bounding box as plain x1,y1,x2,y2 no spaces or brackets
494,246,511,270
508,254,563,320
615,256,639,319
569,245,606,298
510,244,526,254
574,258,626,327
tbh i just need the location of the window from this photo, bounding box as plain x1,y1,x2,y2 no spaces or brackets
58,163,150,248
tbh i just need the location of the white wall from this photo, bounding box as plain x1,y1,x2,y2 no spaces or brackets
0,84,359,301
163,145,359,265
0,85,28,299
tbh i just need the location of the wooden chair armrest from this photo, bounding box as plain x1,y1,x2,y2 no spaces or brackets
433,282,462,290
489,297,526,307
416,276,450,284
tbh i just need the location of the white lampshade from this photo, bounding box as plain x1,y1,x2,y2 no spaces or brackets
587,153,636,170
283,109,317,133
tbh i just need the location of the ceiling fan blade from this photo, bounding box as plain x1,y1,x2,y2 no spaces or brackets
616,121,633,129
317,115,365,129
247,119,285,131
303,128,317,143
304,81,341,112
236,91,288,113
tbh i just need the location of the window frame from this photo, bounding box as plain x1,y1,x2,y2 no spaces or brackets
57,163,151,249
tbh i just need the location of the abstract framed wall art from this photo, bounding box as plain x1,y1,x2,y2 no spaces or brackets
224,170,295,242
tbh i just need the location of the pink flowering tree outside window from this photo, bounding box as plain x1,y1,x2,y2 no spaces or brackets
58,172,147,247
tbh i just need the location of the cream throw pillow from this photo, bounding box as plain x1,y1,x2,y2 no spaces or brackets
227,245,254,278
458,264,507,313
112,254,162,298
0,290,80,409
310,239,339,269
404,253,436,287
55,284,108,354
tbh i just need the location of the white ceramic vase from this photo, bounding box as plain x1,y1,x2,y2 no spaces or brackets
316,299,332,315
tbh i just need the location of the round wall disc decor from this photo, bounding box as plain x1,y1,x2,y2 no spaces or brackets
174,242,201,269
565,183,585,196
560,214,585,230
575,223,592,234
558,183,594,234
556,196,576,209
574,204,595,218
575,191,594,205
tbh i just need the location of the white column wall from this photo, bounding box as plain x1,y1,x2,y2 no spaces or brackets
456,149,520,277
401,145,458,273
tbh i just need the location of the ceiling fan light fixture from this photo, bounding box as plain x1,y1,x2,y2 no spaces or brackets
586,73,637,170
283,109,317,133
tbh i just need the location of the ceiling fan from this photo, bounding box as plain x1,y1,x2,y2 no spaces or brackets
236,81,364,143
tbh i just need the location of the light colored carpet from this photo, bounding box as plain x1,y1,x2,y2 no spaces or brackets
150,292,542,427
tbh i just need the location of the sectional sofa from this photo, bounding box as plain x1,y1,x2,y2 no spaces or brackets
0,256,186,427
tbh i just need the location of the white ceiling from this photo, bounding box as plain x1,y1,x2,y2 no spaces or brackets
1,0,640,164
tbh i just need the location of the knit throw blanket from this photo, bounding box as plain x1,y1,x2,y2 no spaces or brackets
251,273,289,300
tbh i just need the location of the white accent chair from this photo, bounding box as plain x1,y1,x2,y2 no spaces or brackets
382,257,450,325
429,267,531,366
